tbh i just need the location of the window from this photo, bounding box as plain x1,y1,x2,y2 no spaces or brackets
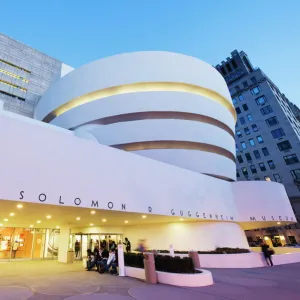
257,135,264,143
254,150,261,159
291,169,300,180
242,81,248,88
251,86,261,95
277,140,292,151
264,176,271,181
242,104,249,111
236,170,240,178
262,147,270,156
241,142,247,149
236,144,239,152
244,127,250,135
235,107,241,114
238,94,244,101
259,162,266,171
251,77,257,84
237,155,243,163
284,154,299,165
250,165,257,174
249,138,255,146
235,85,240,92
252,124,258,132
239,117,246,125
247,113,254,121
245,152,252,161
255,96,267,105
271,128,285,139
261,105,273,115
236,130,242,138
242,167,248,176
273,173,282,183
232,98,237,105
267,160,276,169
265,116,279,126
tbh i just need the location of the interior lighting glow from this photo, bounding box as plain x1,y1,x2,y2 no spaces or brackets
43,82,236,123
90,211,96,215
264,236,269,240
17,204,23,209
29,225,33,228
37,220,41,224
142,215,147,219
0,68,29,82
124,220,128,224
9,213,15,216
46,215,52,219
277,222,281,225
102,219,107,222
4,218,8,222
76,217,80,220
90,223,94,226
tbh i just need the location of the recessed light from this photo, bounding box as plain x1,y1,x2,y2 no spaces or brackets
9,213,15,217
46,215,52,219
142,215,147,219
37,220,41,224
76,217,80,221
29,225,34,228
56,225,60,229
124,220,128,224
102,219,107,222
90,223,94,226
17,204,23,209
277,222,281,225
90,211,96,215
4,218,8,222
0,223,3,227
180,218,184,221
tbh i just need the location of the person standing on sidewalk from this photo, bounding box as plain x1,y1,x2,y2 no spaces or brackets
261,241,274,267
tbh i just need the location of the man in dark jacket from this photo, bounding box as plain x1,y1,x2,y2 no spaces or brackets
261,241,274,266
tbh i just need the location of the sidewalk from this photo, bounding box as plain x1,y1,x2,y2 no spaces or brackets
0,260,299,299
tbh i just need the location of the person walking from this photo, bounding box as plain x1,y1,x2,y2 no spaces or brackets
75,240,80,258
261,241,274,267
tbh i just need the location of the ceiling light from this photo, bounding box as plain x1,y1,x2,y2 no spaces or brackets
9,213,15,217
124,220,128,224
277,222,281,225
17,204,23,209
102,219,107,222
29,225,33,228
142,215,147,219
56,225,60,229
90,223,94,226
76,217,80,220
0,224,3,227
180,218,184,221
90,211,96,215
37,220,41,224
46,215,52,219
4,218,8,222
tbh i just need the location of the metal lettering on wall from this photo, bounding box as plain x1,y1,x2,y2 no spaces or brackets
18,191,294,223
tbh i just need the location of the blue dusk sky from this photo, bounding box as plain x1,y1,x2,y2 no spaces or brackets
1,0,300,105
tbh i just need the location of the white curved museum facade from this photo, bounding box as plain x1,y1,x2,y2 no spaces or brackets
0,52,296,262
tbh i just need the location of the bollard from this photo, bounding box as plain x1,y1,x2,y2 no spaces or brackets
118,244,125,276
188,250,200,269
143,253,157,284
